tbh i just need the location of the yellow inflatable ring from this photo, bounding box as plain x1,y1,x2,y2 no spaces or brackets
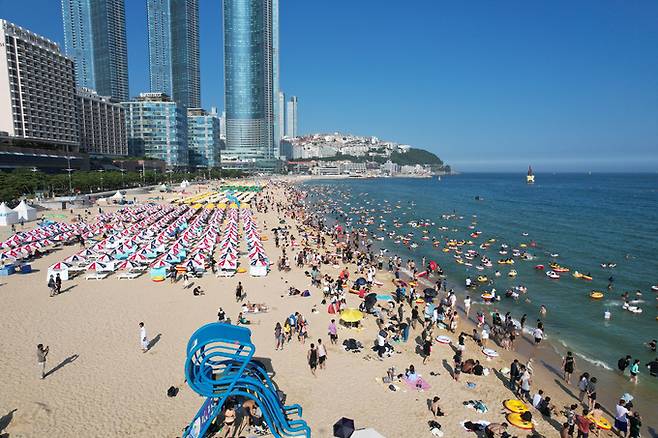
503,399,528,413
587,415,612,430
590,291,604,299
506,412,533,430
151,277,165,282
236,267,247,273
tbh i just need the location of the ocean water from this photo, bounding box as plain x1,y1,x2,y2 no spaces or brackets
303,173,658,387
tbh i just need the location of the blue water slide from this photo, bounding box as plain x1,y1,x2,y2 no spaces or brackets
183,323,311,438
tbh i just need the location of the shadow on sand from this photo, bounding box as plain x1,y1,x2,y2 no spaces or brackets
44,354,79,379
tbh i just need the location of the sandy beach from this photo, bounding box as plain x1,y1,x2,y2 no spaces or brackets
0,178,652,437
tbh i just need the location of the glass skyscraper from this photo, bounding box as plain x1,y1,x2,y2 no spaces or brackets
223,0,280,166
187,108,221,169
122,93,188,168
147,0,200,109
61,0,129,101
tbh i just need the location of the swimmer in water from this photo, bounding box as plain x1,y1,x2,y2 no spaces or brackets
540,305,547,317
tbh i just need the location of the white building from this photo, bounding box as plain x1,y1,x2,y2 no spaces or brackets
285,96,298,137
0,20,79,149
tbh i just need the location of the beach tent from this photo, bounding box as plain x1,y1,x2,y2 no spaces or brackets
0,203,19,226
13,200,37,221
47,261,70,281
111,191,125,201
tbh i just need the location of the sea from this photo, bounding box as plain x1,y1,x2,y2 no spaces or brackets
302,173,658,410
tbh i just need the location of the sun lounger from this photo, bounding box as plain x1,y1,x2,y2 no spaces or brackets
118,272,142,280
85,272,109,280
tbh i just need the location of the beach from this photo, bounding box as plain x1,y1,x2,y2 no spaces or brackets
0,176,655,437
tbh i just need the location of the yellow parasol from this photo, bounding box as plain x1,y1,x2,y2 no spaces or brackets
340,308,364,323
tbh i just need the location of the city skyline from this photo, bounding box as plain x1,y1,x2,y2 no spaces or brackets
2,0,658,171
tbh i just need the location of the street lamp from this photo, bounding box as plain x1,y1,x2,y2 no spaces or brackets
65,156,74,195
97,169,105,192
120,166,126,188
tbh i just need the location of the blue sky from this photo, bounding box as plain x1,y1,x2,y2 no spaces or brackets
2,0,657,171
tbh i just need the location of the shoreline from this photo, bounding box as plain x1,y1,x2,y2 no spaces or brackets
299,177,658,436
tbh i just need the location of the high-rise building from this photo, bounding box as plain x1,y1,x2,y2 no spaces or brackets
276,91,285,145
0,20,79,149
187,108,220,169
122,93,188,168
285,96,298,138
77,88,127,156
219,110,226,140
61,0,129,101
147,0,200,108
223,0,279,167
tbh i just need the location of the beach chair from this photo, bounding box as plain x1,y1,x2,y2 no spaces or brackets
183,323,310,438
84,272,109,280
117,272,142,280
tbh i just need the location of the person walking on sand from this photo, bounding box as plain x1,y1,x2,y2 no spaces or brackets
317,338,327,370
274,322,284,350
422,333,432,365
328,319,338,345
55,273,62,295
235,281,243,302
139,322,149,353
48,275,56,297
586,377,597,409
37,344,49,379
562,351,576,384
307,343,318,376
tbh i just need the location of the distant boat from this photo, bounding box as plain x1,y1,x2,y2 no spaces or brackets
527,166,535,184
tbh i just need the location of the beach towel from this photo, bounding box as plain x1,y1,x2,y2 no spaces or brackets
403,376,430,391
463,400,488,413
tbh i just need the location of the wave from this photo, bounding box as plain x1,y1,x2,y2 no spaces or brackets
574,352,613,371
554,339,613,371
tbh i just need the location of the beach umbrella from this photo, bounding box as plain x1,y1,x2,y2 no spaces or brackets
86,261,107,272
339,308,364,323
50,262,70,271
64,254,84,264
118,260,138,271
354,277,367,287
333,417,355,438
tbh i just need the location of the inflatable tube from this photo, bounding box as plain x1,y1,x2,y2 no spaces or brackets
503,399,528,413
435,335,452,344
586,415,612,430
236,267,247,273
482,348,499,358
481,293,495,301
152,277,165,282
590,291,604,299
506,413,533,430
651,285,658,292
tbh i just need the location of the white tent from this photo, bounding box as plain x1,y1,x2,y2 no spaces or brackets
13,200,37,221
0,202,19,226
111,191,125,200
